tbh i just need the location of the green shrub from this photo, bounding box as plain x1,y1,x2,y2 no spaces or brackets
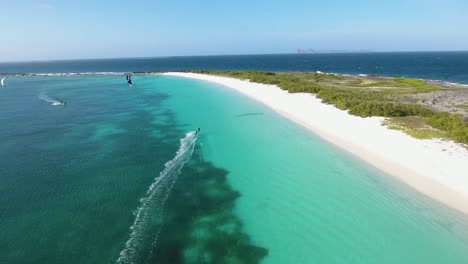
426,114,468,144
394,78,426,87
427,114,464,131
347,102,432,117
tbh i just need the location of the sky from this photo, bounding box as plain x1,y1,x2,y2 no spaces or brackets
0,0,467,61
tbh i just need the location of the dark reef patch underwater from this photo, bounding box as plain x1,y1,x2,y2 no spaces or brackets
147,151,268,264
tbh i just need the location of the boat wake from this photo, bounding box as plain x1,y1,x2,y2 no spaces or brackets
116,131,198,264
38,93,65,106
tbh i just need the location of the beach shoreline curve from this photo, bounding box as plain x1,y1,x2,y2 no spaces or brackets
163,72,468,215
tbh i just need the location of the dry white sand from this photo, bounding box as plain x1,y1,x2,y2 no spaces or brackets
164,72,468,214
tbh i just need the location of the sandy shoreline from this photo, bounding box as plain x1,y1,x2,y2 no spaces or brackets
164,72,468,215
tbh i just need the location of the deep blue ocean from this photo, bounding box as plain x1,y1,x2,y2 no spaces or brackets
1,52,468,84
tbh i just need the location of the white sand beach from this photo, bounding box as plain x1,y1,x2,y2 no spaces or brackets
164,72,468,214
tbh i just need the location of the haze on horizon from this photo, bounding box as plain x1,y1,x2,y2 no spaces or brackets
1,0,467,62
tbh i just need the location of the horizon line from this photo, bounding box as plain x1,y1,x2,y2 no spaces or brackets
2,50,468,64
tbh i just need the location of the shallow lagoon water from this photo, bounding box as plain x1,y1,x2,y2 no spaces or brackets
1,75,468,263
162,76,468,263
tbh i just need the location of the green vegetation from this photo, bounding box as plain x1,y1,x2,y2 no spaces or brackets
383,116,448,140
195,71,468,145
393,78,440,93
317,89,433,117
426,114,468,144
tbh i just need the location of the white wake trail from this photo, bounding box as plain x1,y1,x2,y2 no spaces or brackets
38,93,64,106
39,94,58,104
116,131,198,264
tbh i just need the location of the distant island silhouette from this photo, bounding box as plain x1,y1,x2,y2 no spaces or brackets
296,49,373,54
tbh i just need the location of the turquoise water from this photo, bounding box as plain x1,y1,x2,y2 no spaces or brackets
1,75,468,263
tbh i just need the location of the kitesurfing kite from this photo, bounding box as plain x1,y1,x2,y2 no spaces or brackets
1,77,6,87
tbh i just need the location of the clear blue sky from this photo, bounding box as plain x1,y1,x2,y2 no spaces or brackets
1,0,467,61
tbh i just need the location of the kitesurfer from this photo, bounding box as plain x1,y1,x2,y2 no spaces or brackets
126,74,132,86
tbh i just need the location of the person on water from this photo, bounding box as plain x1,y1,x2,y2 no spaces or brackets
196,128,201,135
126,74,132,86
